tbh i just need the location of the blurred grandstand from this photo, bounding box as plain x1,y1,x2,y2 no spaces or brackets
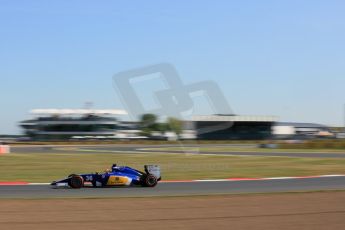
19,109,339,141
20,109,128,140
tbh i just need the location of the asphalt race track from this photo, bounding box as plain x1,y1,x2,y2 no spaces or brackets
1,176,345,199
11,144,345,158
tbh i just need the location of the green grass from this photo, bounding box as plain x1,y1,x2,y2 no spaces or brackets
1,152,345,182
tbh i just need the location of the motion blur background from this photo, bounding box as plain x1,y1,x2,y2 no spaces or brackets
1,0,345,136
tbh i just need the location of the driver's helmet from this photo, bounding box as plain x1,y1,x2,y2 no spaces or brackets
111,164,118,172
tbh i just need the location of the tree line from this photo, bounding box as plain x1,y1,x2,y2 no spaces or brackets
139,114,182,137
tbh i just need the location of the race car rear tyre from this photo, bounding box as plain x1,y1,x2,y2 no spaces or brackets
68,175,84,189
143,174,158,187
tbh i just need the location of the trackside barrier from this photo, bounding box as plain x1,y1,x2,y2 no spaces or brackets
0,145,10,154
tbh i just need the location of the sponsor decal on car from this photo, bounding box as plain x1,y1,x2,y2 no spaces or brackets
107,176,130,185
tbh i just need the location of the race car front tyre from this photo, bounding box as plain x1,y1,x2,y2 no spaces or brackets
68,175,84,189
142,174,158,187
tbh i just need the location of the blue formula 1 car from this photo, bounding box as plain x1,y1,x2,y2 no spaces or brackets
51,164,161,189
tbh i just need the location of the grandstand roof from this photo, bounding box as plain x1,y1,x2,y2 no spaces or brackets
30,109,127,115
192,115,278,122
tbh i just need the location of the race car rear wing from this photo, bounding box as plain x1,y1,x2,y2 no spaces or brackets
144,165,161,179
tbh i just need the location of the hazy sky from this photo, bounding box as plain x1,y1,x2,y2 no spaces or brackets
1,0,345,134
